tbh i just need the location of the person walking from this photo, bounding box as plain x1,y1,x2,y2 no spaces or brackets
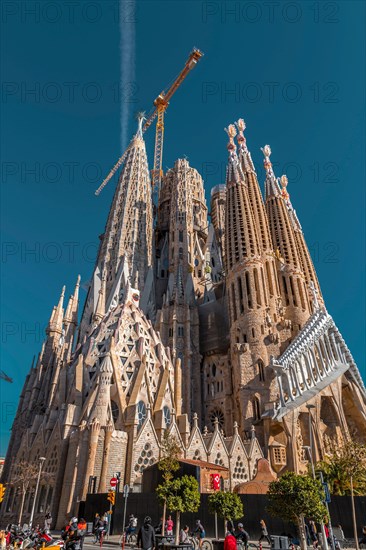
359,526,366,545
44,513,52,533
166,516,174,536
308,521,318,549
224,531,237,550
258,520,271,545
137,516,156,550
236,523,249,550
77,518,87,550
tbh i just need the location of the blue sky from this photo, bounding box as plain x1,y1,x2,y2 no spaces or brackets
1,0,365,455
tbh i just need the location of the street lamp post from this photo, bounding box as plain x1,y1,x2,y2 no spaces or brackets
29,457,46,529
306,404,335,550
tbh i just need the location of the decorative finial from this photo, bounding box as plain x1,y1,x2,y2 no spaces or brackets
261,145,273,173
224,124,237,152
235,119,246,147
136,112,146,138
236,118,246,132
233,421,238,434
280,175,290,201
251,424,256,439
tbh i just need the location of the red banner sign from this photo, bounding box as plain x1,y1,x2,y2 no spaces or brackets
211,473,220,491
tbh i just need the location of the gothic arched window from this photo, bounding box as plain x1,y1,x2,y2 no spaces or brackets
163,406,171,428
209,408,224,430
137,401,147,431
253,397,261,421
258,360,265,382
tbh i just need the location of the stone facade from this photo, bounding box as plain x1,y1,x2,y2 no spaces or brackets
2,117,366,528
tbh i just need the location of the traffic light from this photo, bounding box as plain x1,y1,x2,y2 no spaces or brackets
107,490,115,505
0,483,6,503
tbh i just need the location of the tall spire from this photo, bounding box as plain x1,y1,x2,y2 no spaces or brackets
264,146,312,327
224,124,260,273
276,172,323,307
47,285,65,336
79,122,153,339
235,122,281,315
63,275,80,361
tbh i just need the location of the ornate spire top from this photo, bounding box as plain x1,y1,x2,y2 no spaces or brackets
280,175,290,201
235,118,246,147
225,124,245,185
262,144,281,199
235,118,256,174
224,124,237,152
261,144,273,174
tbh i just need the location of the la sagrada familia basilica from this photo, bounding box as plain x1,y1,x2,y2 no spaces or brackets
2,117,366,527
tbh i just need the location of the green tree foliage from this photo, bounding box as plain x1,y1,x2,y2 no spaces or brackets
156,433,181,534
316,442,366,496
267,472,328,550
208,491,244,522
158,432,181,483
157,475,200,544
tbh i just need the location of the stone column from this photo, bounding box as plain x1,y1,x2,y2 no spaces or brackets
81,419,101,500
98,424,114,493
174,358,182,416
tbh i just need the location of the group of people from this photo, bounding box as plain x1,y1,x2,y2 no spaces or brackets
129,516,206,550
61,516,88,550
223,522,251,550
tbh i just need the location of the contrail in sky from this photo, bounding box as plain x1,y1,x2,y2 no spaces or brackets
120,0,136,152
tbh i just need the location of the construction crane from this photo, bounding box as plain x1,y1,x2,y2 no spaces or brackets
95,47,203,197
0,370,13,383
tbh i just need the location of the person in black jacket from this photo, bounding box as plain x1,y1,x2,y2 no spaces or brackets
137,517,156,550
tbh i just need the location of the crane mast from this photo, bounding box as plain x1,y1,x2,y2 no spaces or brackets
95,48,203,197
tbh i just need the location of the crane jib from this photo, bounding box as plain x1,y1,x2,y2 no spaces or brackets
95,48,203,196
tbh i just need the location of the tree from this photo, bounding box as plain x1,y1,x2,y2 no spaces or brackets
208,491,243,538
316,442,366,496
10,461,50,526
157,433,181,535
316,442,366,550
157,475,200,544
267,472,327,550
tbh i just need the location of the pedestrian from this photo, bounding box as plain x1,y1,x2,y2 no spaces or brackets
166,516,174,536
126,515,138,538
332,525,345,548
77,518,87,550
194,520,206,549
359,526,366,545
226,520,235,535
308,521,318,549
236,523,249,550
180,526,190,544
44,513,52,533
304,523,311,547
66,518,80,550
154,518,163,535
224,531,237,550
137,516,156,550
258,520,271,545
93,514,100,535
